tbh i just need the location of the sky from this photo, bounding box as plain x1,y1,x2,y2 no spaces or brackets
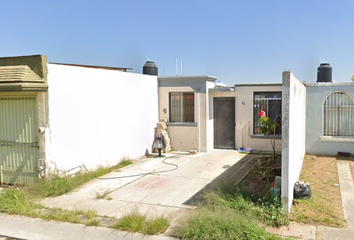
1,0,354,85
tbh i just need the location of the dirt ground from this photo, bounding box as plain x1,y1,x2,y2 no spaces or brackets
239,158,281,199
239,154,348,227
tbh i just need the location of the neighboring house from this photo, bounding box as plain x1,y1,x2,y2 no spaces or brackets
305,82,354,155
0,55,158,185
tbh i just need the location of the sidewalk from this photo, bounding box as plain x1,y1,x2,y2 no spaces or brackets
0,214,176,240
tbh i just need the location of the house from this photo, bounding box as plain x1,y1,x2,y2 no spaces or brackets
305,82,354,155
158,76,283,154
0,55,158,185
1,54,352,216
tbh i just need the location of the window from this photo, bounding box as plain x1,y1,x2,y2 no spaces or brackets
323,91,354,137
253,92,282,134
169,92,194,122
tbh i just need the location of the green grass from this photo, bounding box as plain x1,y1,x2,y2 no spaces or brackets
0,159,133,227
41,208,81,223
86,219,100,226
28,160,133,198
111,211,169,235
84,209,97,219
115,160,133,170
0,188,42,217
176,182,286,240
290,155,346,227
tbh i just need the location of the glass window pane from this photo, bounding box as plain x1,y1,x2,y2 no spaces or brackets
169,92,194,123
323,91,354,137
254,92,282,135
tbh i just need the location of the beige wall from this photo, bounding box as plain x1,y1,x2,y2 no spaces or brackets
158,77,282,153
167,126,199,151
234,84,283,152
158,86,200,151
158,76,216,152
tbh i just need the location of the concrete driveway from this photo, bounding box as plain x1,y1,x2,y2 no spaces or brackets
41,150,257,232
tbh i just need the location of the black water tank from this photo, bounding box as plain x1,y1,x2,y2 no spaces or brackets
143,61,158,76
317,63,332,83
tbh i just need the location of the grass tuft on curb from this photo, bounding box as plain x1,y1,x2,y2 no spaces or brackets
111,211,169,235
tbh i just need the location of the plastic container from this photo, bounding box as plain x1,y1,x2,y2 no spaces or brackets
271,187,281,203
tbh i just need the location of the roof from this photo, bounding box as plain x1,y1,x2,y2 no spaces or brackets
49,62,133,72
305,82,354,87
209,86,235,92
158,75,217,82
234,83,282,87
0,65,43,83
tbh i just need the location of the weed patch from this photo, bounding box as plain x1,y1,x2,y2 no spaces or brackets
255,198,288,227
112,211,169,235
28,160,133,199
86,219,100,226
0,188,42,216
42,208,81,223
176,182,285,240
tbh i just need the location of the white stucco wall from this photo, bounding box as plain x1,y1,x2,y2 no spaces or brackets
46,64,158,171
306,83,354,155
234,84,283,151
281,71,307,214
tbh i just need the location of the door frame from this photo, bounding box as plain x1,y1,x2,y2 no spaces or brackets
213,97,236,149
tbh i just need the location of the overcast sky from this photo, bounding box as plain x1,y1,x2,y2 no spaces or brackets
1,0,353,85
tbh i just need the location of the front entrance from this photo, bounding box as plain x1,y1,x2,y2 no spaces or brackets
0,95,39,185
214,97,235,149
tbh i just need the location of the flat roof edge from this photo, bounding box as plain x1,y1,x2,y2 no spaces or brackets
158,75,217,81
209,87,235,92
305,82,354,86
234,83,282,87
49,62,133,71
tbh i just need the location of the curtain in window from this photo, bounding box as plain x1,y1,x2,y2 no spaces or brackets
323,91,354,137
